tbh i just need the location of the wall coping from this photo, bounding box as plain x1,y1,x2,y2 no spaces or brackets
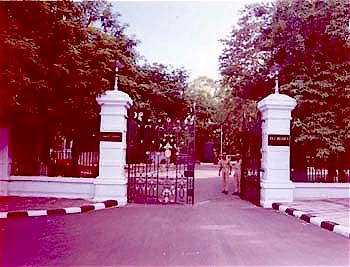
294,182,350,189
8,176,95,184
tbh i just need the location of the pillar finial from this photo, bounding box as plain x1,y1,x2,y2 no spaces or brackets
268,64,280,94
114,60,123,91
274,70,279,94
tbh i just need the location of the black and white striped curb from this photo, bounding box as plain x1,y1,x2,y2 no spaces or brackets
0,200,118,219
272,203,350,238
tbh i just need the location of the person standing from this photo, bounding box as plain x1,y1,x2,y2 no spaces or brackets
218,153,232,194
232,154,242,195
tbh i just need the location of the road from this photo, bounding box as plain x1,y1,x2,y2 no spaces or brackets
1,165,349,266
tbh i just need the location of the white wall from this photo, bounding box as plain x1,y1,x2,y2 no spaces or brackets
294,183,350,199
6,176,95,199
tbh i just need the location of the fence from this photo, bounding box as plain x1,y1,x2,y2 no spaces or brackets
12,150,99,178
291,156,350,183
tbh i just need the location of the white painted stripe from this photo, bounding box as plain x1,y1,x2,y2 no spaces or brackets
333,225,350,238
310,216,324,227
93,203,106,210
0,212,8,219
27,210,47,217
64,207,82,214
292,210,306,218
278,205,288,212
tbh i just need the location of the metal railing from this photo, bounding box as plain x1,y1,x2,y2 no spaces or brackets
291,168,350,183
11,150,99,178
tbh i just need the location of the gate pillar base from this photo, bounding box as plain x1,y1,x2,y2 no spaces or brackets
260,180,295,208
0,126,10,196
0,180,9,196
93,178,127,206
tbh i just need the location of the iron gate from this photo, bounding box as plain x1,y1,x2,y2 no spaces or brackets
127,114,195,204
241,112,262,206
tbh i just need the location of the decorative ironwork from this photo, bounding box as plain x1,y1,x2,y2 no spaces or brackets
127,113,195,205
290,140,350,183
240,112,262,206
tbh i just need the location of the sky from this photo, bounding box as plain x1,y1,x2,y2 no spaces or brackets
113,1,259,81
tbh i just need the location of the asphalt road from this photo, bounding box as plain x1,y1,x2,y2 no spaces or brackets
1,169,349,266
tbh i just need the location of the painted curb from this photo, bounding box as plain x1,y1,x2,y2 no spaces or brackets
272,203,350,239
0,200,118,219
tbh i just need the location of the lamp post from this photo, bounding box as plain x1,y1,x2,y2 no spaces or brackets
220,125,223,156
212,124,223,157
193,102,196,163
212,125,223,157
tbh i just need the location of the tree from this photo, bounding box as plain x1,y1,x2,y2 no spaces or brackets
0,0,136,131
219,1,275,154
220,1,275,100
219,0,350,170
213,86,259,155
270,0,350,159
0,0,191,174
1,1,118,173
184,76,219,160
128,63,189,122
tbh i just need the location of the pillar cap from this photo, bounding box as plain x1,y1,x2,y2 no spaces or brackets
97,89,133,108
258,93,297,112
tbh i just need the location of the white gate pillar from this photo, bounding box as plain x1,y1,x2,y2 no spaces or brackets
258,93,297,208
0,126,10,195
94,73,132,206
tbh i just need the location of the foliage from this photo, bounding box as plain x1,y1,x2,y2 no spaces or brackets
219,0,350,160
218,1,275,154
270,0,350,157
184,77,217,128
183,76,219,159
1,1,124,133
0,0,189,173
183,76,254,157
220,1,274,100
128,63,189,122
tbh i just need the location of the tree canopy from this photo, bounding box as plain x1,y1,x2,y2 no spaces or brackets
1,1,189,130
219,0,350,160
2,0,349,169
0,0,190,173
